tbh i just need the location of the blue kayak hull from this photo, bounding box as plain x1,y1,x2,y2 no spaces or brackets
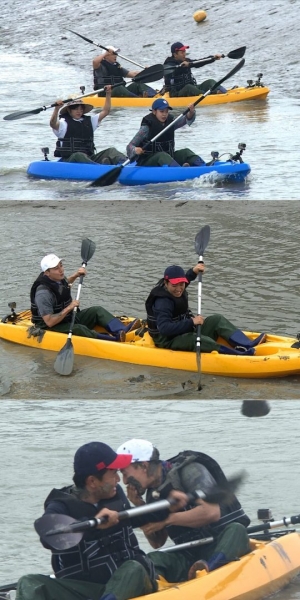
27,160,250,186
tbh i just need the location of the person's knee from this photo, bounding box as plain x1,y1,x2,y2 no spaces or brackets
225,523,250,550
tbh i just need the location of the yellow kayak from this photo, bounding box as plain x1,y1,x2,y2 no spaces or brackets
134,533,300,600
81,86,269,110
0,310,299,379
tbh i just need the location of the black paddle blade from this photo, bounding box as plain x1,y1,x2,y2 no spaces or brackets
241,401,271,417
227,46,246,59
3,107,45,121
194,471,247,504
81,238,96,263
34,514,83,550
133,64,164,84
214,58,245,90
195,225,211,256
193,58,245,111
89,165,123,188
54,338,74,376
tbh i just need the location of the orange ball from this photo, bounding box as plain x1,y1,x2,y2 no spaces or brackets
193,10,207,22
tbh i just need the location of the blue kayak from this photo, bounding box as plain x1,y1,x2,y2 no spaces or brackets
26,160,250,186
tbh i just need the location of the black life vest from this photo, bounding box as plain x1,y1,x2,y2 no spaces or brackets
30,273,73,326
164,57,197,93
145,451,250,548
42,484,155,584
54,115,95,158
93,60,126,89
140,113,175,158
145,281,191,337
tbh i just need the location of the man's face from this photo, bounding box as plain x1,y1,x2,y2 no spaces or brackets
93,469,120,500
165,280,186,297
45,261,65,282
120,463,150,493
174,49,187,62
105,51,117,63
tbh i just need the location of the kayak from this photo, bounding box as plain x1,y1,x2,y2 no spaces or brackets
134,532,300,600
1,310,299,379
2,532,299,600
26,159,250,185
80,86,270,109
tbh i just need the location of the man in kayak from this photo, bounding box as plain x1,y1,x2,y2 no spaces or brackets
117,438,251,582
163,42,227,97
145,264,266,355
126,98,205,167
50,86,127,164
16,441,188,600
30,253,140,342
93,46,156,98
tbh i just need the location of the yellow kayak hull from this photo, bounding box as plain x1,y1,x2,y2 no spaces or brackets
81,87,270,109
0,311,299,379
134,534,300,600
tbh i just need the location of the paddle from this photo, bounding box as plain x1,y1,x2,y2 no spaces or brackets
67,29,146,69
161,513,300,553
89,57,245,188
241,400,271,418
53,238,96,376
163,46,246,75
194,226,211,391
3,64,164,121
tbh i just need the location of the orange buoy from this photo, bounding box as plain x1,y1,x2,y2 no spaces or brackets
193,9,207,22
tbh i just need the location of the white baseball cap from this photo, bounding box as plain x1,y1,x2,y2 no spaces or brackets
103,45,120,54
40,254,61,272
116,439,155,462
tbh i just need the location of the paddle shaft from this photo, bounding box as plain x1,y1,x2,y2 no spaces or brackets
196,256,204,390
67,29,146,69
66,266,85,337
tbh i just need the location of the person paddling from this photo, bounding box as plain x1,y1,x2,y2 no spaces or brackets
93,46,156,98
50,86,126,165
30,253,140,342
145,264,266,355
164,42,227,97
126,98,205,167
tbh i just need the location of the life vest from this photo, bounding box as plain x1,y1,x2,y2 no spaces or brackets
164,57,197,93
145,281,192,337
140,113,175,159
54,115,95,159
30,273,73,326
41,484,155,584
93,60,126,89
145,451,250,547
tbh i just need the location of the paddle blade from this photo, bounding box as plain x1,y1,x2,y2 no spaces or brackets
227,46,246,59
81,238,96,263
195,225,211,256
133,64,164,84
194,471,247,504
241,401,271,417
34,514,83,550
3,107,44,121
54,338,74,375
89,165,123,188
